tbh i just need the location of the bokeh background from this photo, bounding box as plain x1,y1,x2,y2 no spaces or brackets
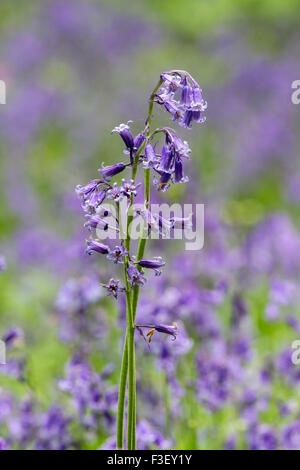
0,0,300,450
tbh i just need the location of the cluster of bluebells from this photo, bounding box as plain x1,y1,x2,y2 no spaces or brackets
155,71,207,129
75,70,206,344
0,336,172,450
0,353,118,449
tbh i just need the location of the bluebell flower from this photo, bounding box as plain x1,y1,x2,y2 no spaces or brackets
153,169,171,192
106,182,123,202
107,245,128,264
136,322,178,344
127,265,146,288
102,279,126,299
86,239,110,255
120,179,141,198
98,162,126,181
143,143,159,169
156,70,207,129
75,179,109,213
112,122,134,151
137,257,165,276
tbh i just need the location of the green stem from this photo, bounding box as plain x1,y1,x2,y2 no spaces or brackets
116,198,135,450
116,78,162,450
127,320,136,449
116,334,128,449
124,256,136,450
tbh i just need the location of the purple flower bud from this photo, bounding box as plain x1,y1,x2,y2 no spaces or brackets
127,265,146,288
137,257,165,276
102,279,125,299
98,163,126,181
75,179,103,200
112,122,134,150
154,323,178,339
133,133,145,152
75,179,108,213
85,189,107,213
86,239,109,255
84,215,108,231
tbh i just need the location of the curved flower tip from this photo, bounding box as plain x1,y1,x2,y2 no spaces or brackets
111,121,134,151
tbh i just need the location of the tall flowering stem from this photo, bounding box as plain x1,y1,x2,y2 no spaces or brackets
117,78,164,450
76,70,206,450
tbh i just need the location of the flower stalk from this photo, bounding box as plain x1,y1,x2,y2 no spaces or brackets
76,70,206,450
